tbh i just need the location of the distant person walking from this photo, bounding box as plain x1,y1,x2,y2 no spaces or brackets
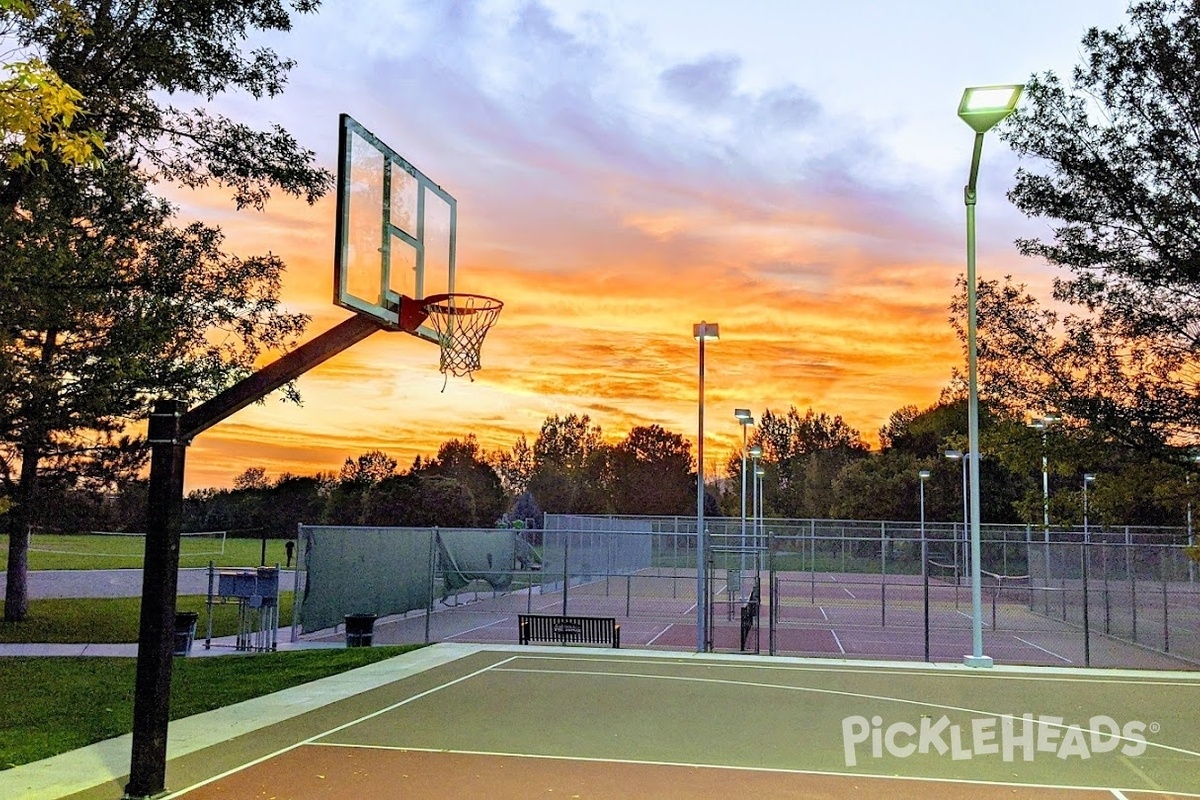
285,540,295,568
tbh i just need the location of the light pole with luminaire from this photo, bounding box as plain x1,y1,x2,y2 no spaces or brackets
694,322,719,653
957,83,1022,668
943,449,969,581
1187,454,1200,583
1028,414,1060,538
749,445,763,569
919,469,931,662
755,462,766,568
1082,472,1096,665
735,409,754,586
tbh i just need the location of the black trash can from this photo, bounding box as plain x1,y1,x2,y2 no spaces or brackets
174,611,199,657
344,613,377,647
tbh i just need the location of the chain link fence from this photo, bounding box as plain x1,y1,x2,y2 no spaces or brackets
320,516,1196,669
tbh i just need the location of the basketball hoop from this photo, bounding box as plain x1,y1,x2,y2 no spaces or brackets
420,293,503,380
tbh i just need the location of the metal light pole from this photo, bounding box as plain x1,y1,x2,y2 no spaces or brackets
944,449,969,582
919,469,931,662
1082,472,1095,666
957,83,1022,668
694,322,719,652
755,462,766,569
1028,415,1060,538
750,445,762,574
735,409,754,589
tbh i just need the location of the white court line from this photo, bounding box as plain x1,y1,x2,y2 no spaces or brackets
515,651,1200,687
842,586,856,598
955,610,971,619
301,743,1200,798
819,606,829,621
1014,635,1072,664
494,663,1200,760
646,626,673,646
447,617,511,638
1111,788,1130,799
830,629,846,655
162,655,520,799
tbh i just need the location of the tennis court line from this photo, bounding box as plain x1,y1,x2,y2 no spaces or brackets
163,653,522,799
492,663,1200,762
445,617,512,638
645,625,672,646
298,742,1200,798
831,629,846,654
1014,635,1072,664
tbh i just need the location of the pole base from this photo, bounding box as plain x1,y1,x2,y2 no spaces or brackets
963,654,994,668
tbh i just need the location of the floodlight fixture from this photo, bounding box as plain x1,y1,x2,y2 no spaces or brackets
944,449,963,460
1084,473,1096,484
749,444,763,459
693,322,720,341
734,408,753,422
918,469,931,480
957,85,1024,134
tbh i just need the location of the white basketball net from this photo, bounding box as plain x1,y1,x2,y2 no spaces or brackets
421,293,503,380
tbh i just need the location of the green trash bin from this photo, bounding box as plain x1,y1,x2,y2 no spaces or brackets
344,613,376,647
174,611,199,657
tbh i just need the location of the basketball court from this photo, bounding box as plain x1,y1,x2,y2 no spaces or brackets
48,643,1200,799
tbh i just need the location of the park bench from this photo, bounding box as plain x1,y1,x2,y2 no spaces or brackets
518,614,620,648
740,585,760,651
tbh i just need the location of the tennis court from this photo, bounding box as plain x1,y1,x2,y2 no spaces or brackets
53,644,1200,798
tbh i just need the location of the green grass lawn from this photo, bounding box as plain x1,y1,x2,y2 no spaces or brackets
0,646,421,770
1,534,296,570
0,594,295,644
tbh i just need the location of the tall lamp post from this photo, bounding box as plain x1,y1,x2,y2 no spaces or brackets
749,445,763,571
755,462,766,570
957,83,1023,668
735,409,754,587
919,469,931,662
1028,414,1060,539
1082,472,1095,666
944,449,969,582
694,322,719,652
1187,454,1200,583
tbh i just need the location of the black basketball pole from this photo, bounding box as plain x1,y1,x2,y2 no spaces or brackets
126,314,383,798
126,401,188,797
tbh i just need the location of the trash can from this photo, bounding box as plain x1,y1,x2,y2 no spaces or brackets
174,611,199,657
344,613,377,647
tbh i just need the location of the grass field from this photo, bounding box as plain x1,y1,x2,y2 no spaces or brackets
0,646,421,770
0,594,295,644
2,534,294,570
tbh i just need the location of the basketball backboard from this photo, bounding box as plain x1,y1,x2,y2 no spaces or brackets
334,114,455,342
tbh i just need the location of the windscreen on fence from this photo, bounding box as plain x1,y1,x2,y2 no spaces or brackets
298,526,434,633
437,528,517,592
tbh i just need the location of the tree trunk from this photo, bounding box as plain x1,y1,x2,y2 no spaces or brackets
3,439,42,622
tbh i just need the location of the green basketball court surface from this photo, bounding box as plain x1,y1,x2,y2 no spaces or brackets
8,643,1197,799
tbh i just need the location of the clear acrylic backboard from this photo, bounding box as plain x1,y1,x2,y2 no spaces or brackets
334,114,454,342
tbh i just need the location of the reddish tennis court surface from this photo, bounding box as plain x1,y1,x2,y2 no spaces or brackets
107,646,1200,800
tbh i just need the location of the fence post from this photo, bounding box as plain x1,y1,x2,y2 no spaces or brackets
880,521,887,629
1163,551,1170,653
768,532,776,656
1082,540,1091,668
425,528,437,644
562,531,570,617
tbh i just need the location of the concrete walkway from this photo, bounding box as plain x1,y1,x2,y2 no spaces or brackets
0,567,297,598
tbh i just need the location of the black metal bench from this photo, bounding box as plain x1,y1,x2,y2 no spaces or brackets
518,614,620,648
740,586,760,651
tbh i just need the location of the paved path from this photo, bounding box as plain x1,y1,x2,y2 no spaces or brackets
0,567,296,598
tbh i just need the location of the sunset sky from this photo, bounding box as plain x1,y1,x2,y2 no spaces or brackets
175,0,1130,491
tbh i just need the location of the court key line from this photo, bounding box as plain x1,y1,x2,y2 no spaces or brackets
493,664,1200,762
161,655,523,799
299,742,1199,799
